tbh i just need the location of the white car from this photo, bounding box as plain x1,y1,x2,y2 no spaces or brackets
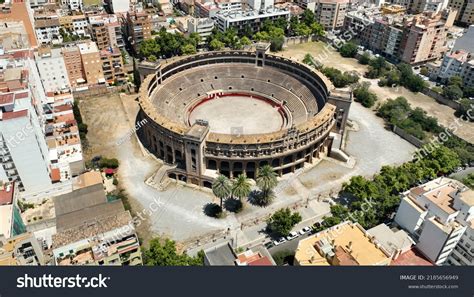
273,237,287,246
286,231,299,241
299,227,312,235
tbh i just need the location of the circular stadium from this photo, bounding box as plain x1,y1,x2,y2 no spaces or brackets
137,44,352,187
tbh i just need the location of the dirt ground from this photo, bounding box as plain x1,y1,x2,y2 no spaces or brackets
283,42,474,143
78,93,158,245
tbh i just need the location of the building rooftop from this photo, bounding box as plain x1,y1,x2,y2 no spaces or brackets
53,183,107,217
73,171,103,190
391,248,433,266
407,178,462,214
0,182,14,205
367,224,414,255
204,242,237,265
52,210,132,249
78,41,99,54
294,221,392,266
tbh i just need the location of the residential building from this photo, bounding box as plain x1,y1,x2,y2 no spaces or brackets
59,14,90,38
314,0,350,31
216,0,244,12
294,221,393,266
437,50,470,82
52,211,142,265
61,0,83,11
235,245,276,266
204,242,237,265
247,0,274,10
0,182,26,239
78,41,105,85
0,60,53,194
106,0,131,13
399,10,456,64
187,17,214,43
449,0,474,25
100,47,126,85
214,8,290,34
0,0,38,48
194,0,221,18
89,14,125,50
34,46,71,93
34,18,63,45
394,177,473,265
62,45,86,88
461,59,474,87
448,220,474,265
453,25,474,53
126,11,152,52
0,232,46,265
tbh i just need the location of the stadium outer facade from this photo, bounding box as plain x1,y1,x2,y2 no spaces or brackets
137,44,352,188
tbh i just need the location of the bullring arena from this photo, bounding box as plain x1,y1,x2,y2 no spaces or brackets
137,44,352,187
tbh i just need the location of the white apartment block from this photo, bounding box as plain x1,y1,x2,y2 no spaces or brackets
448,223,474,265
215,8,290,34
107,0,131,13
61,0,83,11
34,18,63,45
247,0,275,10
217,0,244,12
394,177,474,265
34,47,71,93
437,50,469,82
72,16,89,37
187,17,215,42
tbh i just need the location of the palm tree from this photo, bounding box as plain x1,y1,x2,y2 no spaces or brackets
212,175,232,208
256,165,278,203
232,173,251,201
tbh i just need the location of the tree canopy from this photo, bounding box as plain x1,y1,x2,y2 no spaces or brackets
143,238,203,266
267,208,302,236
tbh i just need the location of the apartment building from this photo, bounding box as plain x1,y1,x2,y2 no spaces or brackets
61,0,83,11
400,10,456,64
0,232,46,265
106,0,131,13
461,59,474,87
294,221,393,266
52,211,142,265
78,41,105,85
100,47,126,85
437,50,470,82
34,18,63,45
215,8,290,34
89,14,125,50
314,0,350,31
59,14,90,38
394,177,473,265
62,45,86,88
449,0,474,25
344,9,456,64
126,11,152,52
0,182,26,240
34,47,71,93
194,0,221,18
187,17,215,43
0,59,53,194
216,0,244,12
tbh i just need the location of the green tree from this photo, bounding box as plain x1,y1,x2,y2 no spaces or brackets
353,82,378,107
339,42,358,58
358,52,371,65
143,238,203,266
294,23,312,37
463,173,474,189
310,22,325,36
180,43,196,55
267,208,302,236
448,75,463,88
256,165,278,202
209,39,224,50
139,39,161,58
232,174,251,201
212,175,232,208
443,84,463,100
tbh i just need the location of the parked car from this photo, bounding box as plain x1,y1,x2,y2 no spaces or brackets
299,226,312,235
286,231,299,241
264,242,274,249
273,237,287,246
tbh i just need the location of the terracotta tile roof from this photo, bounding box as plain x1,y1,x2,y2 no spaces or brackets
391,249,433,266
0,182,14,205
